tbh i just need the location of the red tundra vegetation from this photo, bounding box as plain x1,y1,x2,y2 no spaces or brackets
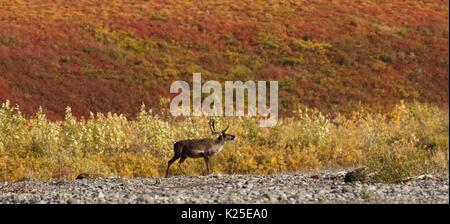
0,0,448,119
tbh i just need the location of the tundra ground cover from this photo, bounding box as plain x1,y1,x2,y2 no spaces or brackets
0,0,448,118
0,101,447,183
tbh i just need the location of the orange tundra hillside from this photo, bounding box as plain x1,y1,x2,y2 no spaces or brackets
0,0,448,119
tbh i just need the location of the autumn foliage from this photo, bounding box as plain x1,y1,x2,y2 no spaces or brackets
0,1,448,182
0,0,448,119
0,101,448,182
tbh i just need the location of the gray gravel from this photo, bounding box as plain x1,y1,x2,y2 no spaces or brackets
0,172,448,204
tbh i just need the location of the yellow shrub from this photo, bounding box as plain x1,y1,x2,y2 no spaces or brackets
0,101,448,182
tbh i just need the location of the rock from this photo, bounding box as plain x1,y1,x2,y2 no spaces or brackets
415,174,435,180
75,173,102,180
279,193,288,201
344,167,369,183
263,193,277,202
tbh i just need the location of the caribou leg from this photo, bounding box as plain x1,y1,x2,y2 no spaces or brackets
177,156,187,176
203,156,210,175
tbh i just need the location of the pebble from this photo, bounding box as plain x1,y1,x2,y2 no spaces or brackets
0,171,447,204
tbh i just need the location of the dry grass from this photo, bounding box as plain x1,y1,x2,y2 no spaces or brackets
0,101,448,182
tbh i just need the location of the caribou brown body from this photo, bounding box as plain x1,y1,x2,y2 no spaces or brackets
165,120,235,177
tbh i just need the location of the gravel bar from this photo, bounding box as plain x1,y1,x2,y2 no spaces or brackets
0,172,448,204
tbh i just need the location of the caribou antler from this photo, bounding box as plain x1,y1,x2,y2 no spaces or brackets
209,119,220,134
209,119,229,134
221,124,229,133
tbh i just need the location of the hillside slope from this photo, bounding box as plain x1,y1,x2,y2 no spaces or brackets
0,0,448,119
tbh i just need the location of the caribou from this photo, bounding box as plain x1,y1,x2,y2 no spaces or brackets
165,119,235,177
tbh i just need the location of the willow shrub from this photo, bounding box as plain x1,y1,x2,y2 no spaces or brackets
0,101,448,182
